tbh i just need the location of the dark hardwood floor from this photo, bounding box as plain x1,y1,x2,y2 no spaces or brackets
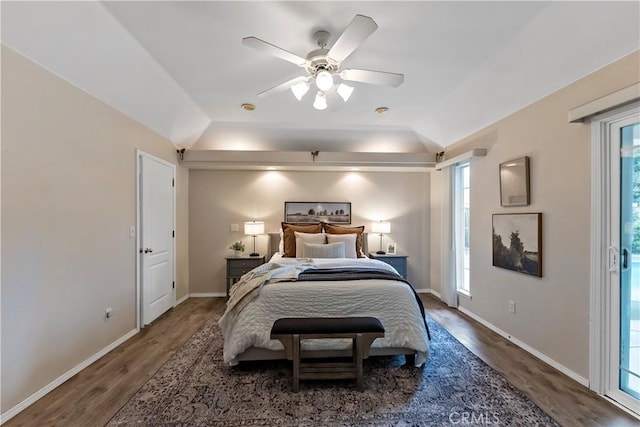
5,297,223,427
5,295,638,426
421,295,639,427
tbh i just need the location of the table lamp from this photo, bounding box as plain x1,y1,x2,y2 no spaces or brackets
244,221,264,257
371,221,391,254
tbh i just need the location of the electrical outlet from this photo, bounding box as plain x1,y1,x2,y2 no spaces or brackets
105,307,113,320
509,300,516,313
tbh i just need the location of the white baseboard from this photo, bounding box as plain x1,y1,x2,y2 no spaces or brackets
1,328,139,424
457,306,589,387
189,292,226,298
427,289,442,299
414,288,442,299
175,293,189,306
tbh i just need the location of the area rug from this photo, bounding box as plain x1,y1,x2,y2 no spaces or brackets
108,311,559,426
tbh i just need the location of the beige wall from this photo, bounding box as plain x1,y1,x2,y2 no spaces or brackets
1,46,189,412
189,170,430,294
430,51,640,380
176,165,190,300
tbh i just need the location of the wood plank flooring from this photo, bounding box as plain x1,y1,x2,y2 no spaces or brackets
5,297,223,427
5,295,638,426
421,295,639,427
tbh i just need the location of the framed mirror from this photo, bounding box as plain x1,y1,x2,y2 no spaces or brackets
499,156,530,207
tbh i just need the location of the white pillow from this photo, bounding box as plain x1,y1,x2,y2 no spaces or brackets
326,233,358,259
278,228,284,253
302,242,346,258
294,231,326,257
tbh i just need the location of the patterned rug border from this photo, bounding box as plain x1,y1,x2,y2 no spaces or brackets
109,310,559,427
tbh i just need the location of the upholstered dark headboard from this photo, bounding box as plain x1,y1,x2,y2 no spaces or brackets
267,231,369,260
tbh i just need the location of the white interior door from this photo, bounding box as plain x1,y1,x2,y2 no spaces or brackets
140,152,175,326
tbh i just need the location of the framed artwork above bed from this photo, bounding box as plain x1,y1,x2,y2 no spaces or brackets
284,202,351,224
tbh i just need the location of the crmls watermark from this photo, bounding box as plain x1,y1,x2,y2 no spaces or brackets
449,411,501,425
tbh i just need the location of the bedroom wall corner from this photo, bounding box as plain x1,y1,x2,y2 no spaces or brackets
176,165,189,301
429,170,442,296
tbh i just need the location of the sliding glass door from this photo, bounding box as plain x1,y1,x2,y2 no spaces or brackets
618,119,640,402
609,115,640,412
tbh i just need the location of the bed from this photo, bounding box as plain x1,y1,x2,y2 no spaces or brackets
219,229,430,367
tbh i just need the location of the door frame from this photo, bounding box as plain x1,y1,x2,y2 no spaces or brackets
590,102,640,416
136,149,176,330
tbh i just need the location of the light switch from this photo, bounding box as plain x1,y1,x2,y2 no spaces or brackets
129,226,136,238
230,224,239,232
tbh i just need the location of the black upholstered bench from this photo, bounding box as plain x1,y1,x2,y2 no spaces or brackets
270,317,385,392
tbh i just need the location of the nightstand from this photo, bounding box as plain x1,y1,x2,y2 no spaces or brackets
368,253,408,280
225,255,265,297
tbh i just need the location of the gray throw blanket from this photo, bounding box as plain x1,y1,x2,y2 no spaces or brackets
218,261,316,336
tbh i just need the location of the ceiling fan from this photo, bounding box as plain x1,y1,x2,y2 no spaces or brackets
242,14,404,110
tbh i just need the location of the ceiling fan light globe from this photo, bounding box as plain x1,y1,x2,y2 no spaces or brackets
313,91,328,110
315,70,334,91
336,83,354,102
291,81,310,100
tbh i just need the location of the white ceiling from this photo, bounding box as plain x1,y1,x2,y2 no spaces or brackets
2,1,639,153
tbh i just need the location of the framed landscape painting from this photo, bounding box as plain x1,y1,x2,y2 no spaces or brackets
284,202,351,224
492,213,542,277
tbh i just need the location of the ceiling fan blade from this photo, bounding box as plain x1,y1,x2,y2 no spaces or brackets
327,14,378,63
257,76,309,98
242,37,308,67
341,69,404,87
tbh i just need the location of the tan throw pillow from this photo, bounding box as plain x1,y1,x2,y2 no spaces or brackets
281,222,322,257
322,224,366,258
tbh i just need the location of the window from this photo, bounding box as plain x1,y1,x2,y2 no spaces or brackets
454,162,471,295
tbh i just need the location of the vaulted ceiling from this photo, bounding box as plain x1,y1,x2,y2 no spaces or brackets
2,1,639,153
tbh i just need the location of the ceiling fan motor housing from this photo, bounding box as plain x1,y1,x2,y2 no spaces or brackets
306,49,338,77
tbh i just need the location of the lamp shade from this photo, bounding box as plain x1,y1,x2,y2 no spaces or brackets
291,81,310,100
371,221,391,234
336,83,354,102
244,221,264,236
315,70,333,91
313,91,327,110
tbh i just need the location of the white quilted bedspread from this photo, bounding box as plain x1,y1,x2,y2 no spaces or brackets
221,256,430,366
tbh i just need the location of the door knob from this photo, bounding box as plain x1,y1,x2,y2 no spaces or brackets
144,248,153,253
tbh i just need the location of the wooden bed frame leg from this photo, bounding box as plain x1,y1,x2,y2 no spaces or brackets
292,334,300,392
404,353,416,366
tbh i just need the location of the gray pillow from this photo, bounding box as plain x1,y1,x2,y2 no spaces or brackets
301,242,346,258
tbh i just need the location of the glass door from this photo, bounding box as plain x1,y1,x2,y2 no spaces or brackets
609,116,640,413
619,120,640,402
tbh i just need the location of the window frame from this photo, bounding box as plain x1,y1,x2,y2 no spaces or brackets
454,162,471,297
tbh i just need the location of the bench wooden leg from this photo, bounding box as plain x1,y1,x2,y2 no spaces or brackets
292,334,300,392
356,333,364,390
271,329,384,392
